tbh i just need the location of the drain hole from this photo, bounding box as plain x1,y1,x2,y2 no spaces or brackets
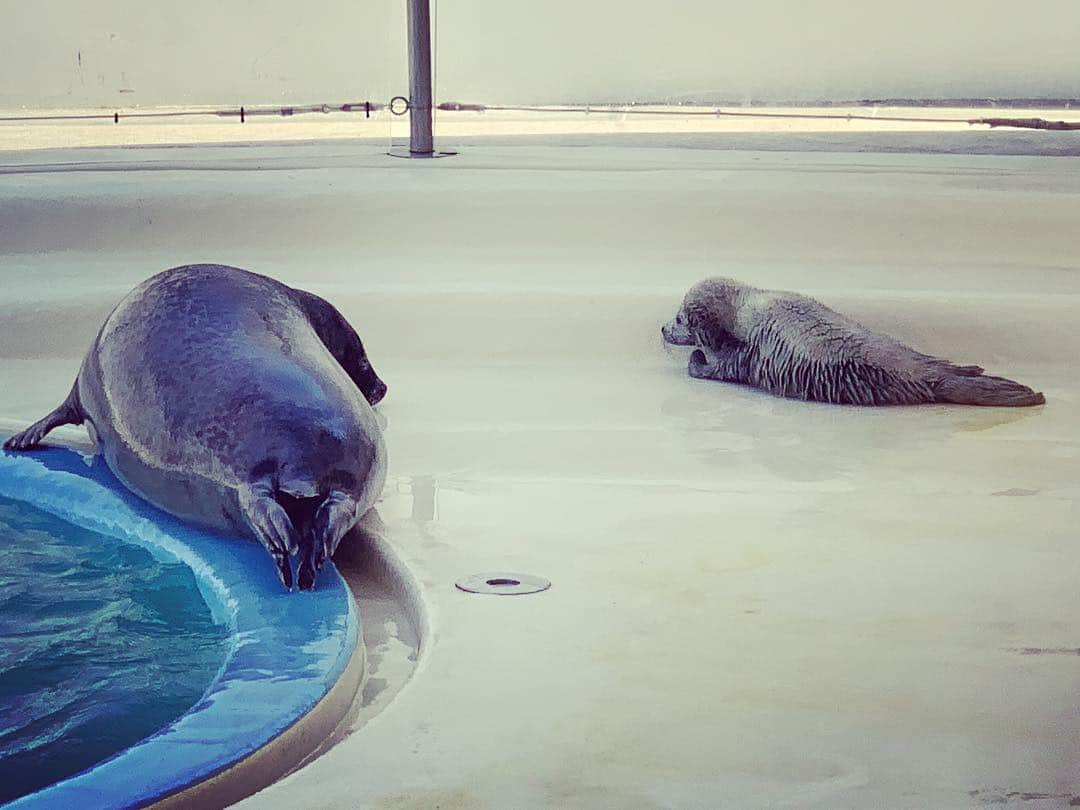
456,572,551,595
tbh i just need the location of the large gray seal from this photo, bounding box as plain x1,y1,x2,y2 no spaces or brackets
3,264,388,590
662,277,1045,407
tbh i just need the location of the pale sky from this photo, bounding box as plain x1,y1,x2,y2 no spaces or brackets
1,0,1077,107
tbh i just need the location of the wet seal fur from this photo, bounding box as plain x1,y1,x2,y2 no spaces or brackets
4,264,389,590
662,277,1045,407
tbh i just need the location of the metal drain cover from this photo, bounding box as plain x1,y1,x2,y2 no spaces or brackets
455,572,551,595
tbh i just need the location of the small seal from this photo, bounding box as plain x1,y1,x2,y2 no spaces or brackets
662,277,1045,407
4,264,389,590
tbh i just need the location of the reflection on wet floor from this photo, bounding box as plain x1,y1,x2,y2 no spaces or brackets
309,518,421,762
409,475,438,523
661,377,1047,485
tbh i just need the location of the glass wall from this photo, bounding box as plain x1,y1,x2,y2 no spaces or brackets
0,1,403,149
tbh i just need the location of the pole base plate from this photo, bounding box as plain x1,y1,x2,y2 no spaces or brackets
388,149,458,159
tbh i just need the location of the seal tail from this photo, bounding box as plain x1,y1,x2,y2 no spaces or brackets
934,373,1045,407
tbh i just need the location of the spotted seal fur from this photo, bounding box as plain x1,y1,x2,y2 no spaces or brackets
4,264,389,589
662,277,1045,407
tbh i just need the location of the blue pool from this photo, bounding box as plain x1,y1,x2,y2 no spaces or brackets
0,495,229,804
0,442,360,809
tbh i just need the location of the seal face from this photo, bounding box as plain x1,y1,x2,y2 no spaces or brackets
4,264,389,590
663,277,1045,407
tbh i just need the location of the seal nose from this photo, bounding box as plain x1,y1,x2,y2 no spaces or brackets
369,380,388,406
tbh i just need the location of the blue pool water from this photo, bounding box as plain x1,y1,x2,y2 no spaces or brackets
0,494,229,805
0,444,358,808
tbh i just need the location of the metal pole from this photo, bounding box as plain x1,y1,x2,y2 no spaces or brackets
407,0,434,155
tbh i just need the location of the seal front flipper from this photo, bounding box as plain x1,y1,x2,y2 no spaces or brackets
3,384,84,451
237,480,302,590
297,491,358,591
688,349,721,380
688,345,747,383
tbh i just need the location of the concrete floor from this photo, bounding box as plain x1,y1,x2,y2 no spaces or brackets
1,136,1077,808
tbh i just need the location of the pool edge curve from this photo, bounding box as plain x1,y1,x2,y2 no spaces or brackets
0,437,366,810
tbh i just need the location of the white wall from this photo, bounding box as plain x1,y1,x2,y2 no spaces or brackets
2,0,1078,108
434,0,1080,104
0,1,403,108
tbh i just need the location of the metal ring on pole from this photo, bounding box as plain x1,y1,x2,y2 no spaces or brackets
389,96,410,116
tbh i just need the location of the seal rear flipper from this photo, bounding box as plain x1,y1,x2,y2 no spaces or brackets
237,481,302,590
923,357,985,377
297,491,358,591
3,384,84,451
947,363,985,377
934,374,1045,407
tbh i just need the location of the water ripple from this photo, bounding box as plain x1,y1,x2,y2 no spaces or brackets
0,495,229,804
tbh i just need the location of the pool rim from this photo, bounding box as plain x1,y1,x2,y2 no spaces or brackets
0,440,364,809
